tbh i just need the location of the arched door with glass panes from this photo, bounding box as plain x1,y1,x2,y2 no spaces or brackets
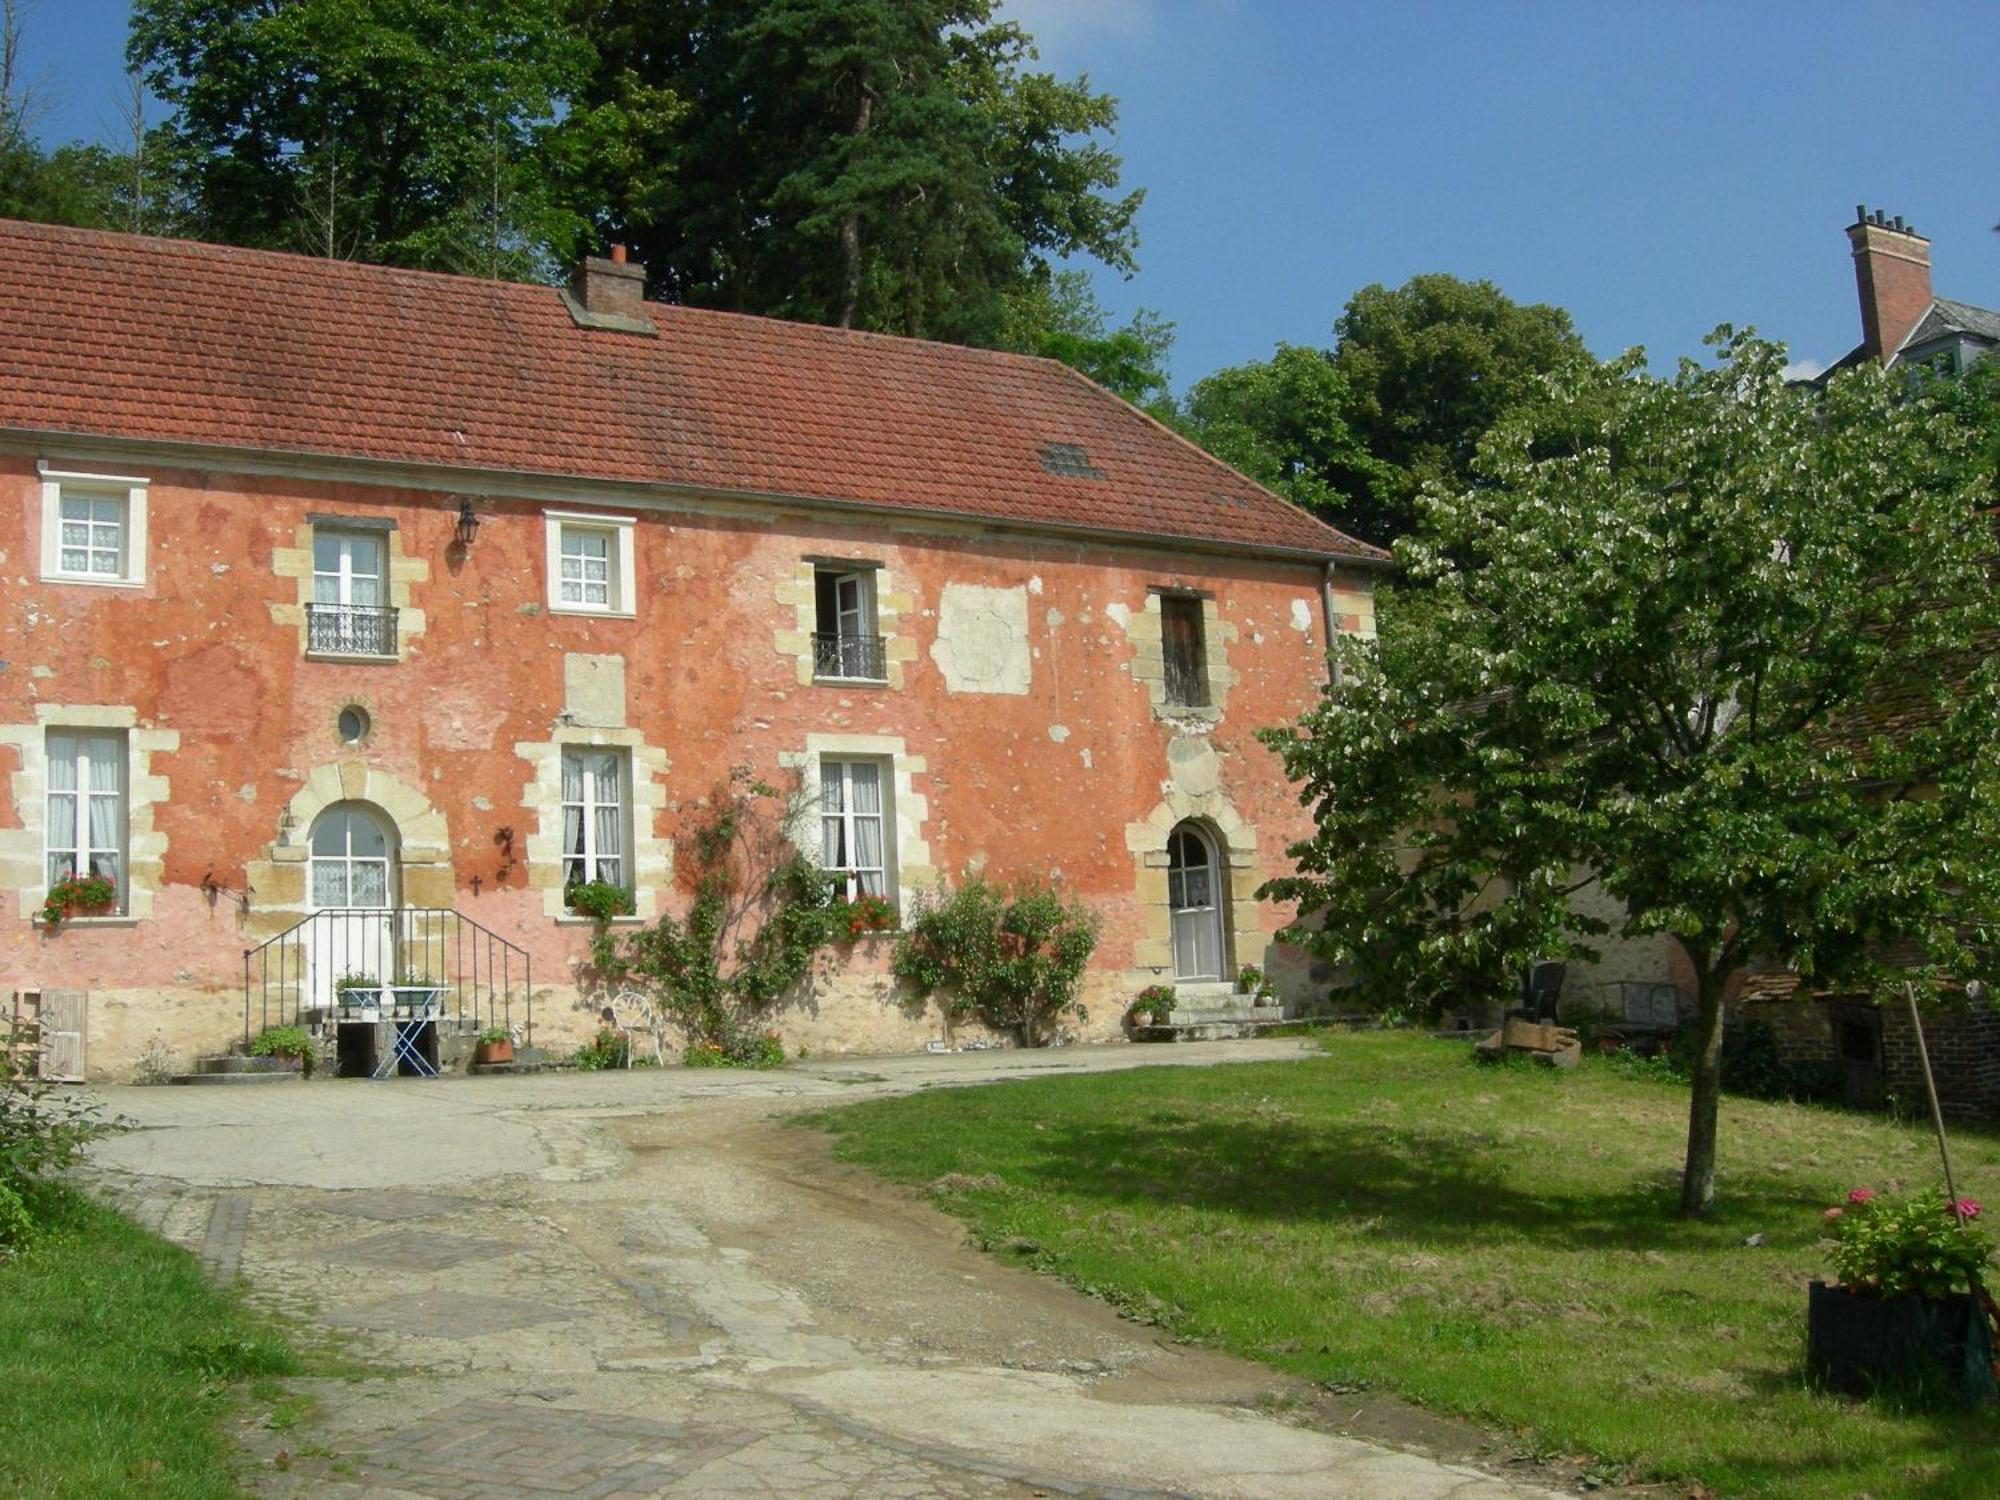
1167,822,1227,982
305,802,399,1010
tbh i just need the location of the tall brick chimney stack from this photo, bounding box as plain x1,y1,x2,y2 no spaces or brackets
1847,206,1932,363
571,243,647,320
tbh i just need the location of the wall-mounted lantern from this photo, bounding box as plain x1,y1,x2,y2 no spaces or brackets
454,496,480,548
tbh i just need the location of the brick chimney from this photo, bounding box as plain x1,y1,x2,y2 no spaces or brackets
1847,206,1932,362
570,243,647,321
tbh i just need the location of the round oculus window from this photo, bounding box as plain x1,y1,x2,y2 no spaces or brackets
337,705,370,744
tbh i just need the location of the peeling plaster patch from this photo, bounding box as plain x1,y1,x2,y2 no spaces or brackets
1048,724,1070,743
1045,607,1065,628
30,666,51,679
562,653,627,728
472,796,493,811
236,783,257,803
1080,748,1093,769
1166,736,1220,798
930,583,1031,695
210,563,230,575
1105,602,1131,630
1290,598,1314,632
1028,575,1044,595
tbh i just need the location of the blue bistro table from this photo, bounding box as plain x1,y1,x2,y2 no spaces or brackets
351,985,449,1079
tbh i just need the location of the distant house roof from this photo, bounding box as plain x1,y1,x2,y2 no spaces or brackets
1823,294,2000,378
0,218,1384,564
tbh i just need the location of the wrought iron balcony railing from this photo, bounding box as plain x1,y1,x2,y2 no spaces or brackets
307,603,399,658
812,631,887,681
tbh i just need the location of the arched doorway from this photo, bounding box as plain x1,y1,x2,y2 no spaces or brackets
1167,821,1227,982
305,802,399,1008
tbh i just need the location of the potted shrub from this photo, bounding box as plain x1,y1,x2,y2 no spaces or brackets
836,891,897,940
39,873,117,929
1127,984,1177,1028
1807,1187,1998,1405
564,880,636,922
473,1027,514,1066
248,1024,316,1076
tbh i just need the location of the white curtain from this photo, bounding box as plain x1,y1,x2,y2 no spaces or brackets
851,764,883,891
592,754,622,885
820,761,845,869
349,861,388,908
562,752,585,883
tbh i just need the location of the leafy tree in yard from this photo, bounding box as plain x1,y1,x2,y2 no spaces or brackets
1180,344,1388,539
573,0,1141,344
128,0,656,276
1261,332,2000,1215
1181,275,1589,547
1003,268,1174,413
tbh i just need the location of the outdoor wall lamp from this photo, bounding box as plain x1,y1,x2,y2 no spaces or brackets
454,496,480,548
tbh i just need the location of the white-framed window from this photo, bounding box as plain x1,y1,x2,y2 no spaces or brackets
820,758,888,900
561,748,629,890
38,466,149,587
813,566,884,680
308,804,394,909
44,730,126,906
309,529,394,655
544,511,637,616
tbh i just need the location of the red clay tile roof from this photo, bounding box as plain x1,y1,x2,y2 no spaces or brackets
0,219,1383,562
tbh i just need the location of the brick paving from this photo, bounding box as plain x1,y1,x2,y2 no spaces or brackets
318,1227,515,1271
198,1193,250,1285
352,1399,761,1499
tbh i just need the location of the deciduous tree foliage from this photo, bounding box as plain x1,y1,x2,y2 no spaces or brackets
1002,268,1174,413
574,0,1140,343
1181,275,1589,546
128,0,655,275
1262,333,2000,1215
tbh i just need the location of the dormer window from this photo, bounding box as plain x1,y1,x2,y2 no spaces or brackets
813,564,885,681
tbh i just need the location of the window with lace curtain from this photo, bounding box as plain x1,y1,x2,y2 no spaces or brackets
820,759,889,901
45,731,126,905
561,749,629,891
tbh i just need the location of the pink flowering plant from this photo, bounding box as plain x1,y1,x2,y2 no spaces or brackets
1823,1187,1993,1300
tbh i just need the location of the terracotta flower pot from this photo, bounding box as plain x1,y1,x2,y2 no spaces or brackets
474,1038,514,1066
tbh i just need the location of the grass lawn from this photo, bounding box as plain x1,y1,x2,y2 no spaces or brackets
806,1032,2000,1499
0,1186,304,1499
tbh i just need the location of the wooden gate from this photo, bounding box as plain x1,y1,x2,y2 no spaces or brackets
7,990,87,1082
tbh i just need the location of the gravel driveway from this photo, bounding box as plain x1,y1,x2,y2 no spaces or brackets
87,1042,1563,1500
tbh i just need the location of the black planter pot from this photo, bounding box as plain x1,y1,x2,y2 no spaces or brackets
1807,1280,1997,1405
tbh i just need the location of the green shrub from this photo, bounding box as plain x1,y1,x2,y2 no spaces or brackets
1128,984,1177,1026
1825,1187,1993,1300
891,876,1098,1046
2,1020,123,1248
682,1031,786,1068
247,1025,314,1068
588,772,843,1058
570,1029,630,1070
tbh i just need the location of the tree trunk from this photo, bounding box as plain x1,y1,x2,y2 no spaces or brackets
1678,961,1726,1216
837,86,874,329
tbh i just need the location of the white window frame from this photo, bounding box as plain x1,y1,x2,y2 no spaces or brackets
38,464,149,588
544,511,637,617
819,757,891,902
813,566,884,681
560,747,632,891
44,729,127,911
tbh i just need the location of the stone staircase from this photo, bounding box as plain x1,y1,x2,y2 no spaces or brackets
169,1055,303,1086
1130,982,1289,1043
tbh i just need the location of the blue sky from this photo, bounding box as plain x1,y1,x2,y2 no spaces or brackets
17,1,2000,389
